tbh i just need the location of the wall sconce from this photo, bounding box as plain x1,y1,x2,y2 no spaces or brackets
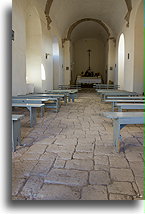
46,53,50,59
12,30,14,41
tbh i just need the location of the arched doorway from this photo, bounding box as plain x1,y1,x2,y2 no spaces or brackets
118,33,125,90
26,6,43,92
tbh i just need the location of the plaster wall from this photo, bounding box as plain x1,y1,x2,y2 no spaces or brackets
41,24,53,91
133,0,144,94
12,0,56,95
26,6,42,93
115,0,143,92
12,0,27,95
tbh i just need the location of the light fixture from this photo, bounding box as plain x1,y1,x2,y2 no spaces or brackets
46,53,50,59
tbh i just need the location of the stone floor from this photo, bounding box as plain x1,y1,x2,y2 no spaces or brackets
12,89,144,200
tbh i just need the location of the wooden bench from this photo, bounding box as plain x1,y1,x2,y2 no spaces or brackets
104,99,144,111
94,84,120,89
115,103,144,112
100,91,138,101
12,103,44,127
105,96,144,100
59,84,81,90
26,93,67,105
13,96,61,114
46,90,78,102
102,112,144,152
12,97,52,117
12,114,24,152
96,89,123,94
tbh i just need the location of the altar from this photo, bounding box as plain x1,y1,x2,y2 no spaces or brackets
76,76,102,84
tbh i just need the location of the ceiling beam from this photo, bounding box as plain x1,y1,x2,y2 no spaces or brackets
124,0,132,27
45,0,53,30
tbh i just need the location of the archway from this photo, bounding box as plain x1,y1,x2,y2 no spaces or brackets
118,33,125,90
68,20,109,85
133,0,143,94
67,18,110,40
26,6,43,92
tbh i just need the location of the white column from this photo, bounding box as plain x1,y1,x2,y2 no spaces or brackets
107,39,116,84
63,40,71,85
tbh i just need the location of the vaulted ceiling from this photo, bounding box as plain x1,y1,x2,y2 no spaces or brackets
44,0,138,39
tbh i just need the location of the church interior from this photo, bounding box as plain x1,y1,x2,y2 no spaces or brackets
12,0,144,200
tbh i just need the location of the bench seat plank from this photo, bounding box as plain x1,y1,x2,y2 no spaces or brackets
46,90,78,102
23,94,66,105
115,103,144,112
106,96,144,100
104,99,144,111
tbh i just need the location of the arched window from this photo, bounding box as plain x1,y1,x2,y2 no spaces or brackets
118,33,125,90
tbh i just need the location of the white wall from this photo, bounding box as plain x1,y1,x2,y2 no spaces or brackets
12,0,64,95
118,34,125,90
41,25,53,91
74,38,107,80
115,0,143,92
12,0,27,95
133,0,144,94
26,6,42,93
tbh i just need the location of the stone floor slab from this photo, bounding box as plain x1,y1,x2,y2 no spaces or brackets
37,184,80,200
20,176,44,199
108,182,136,196
110,168,134,182
44,169,88,186
89,171,111,185
81,185,108,200
65,159,93,171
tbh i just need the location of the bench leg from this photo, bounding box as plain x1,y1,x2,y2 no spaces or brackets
112,102,115,111
64,95,67,105
118,106,122,112
28,107,37,127
12,120,21,152
40,106,45,117
113,119,121,152
70,94,75,102
68,95,71,102
56,100,59,113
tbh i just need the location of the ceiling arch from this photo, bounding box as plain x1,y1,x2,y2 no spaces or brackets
45,0,132,34
67,18,110,41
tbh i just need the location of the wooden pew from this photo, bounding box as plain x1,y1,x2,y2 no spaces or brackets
46,90,78,102
13,97,50,117
105,96,144,100
115,103,144,112
17,94,66,105
12,97,61,114
104,99,144,111
12,103,44,127
12,114,24,152
94,84,120,89
99,91,138,101
59,84,81,90
102,112,144,152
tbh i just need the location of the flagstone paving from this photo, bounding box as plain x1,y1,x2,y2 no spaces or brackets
12,89,144,200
